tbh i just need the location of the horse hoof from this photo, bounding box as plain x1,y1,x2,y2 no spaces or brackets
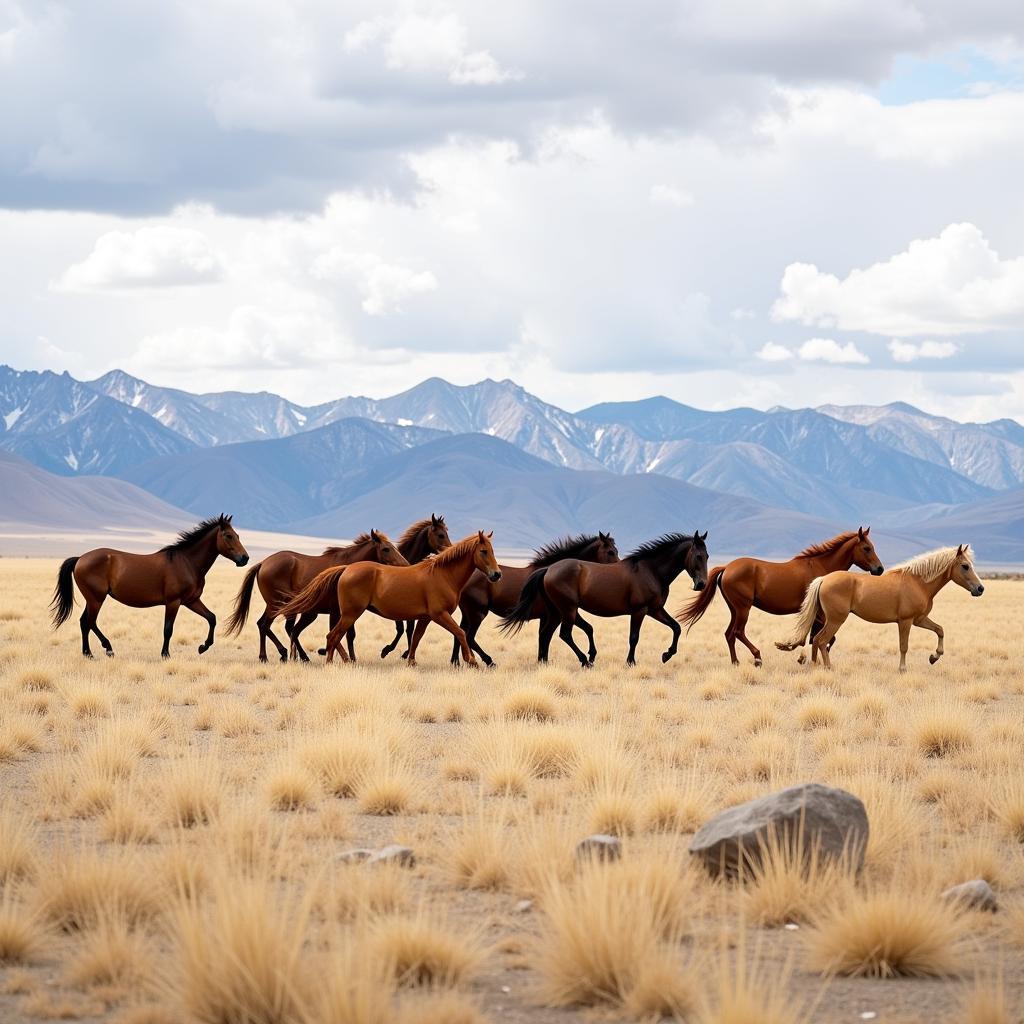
754,658,763,668
486,661,497,670
104,649,115,658
279,654,287,663
198,645,209,655
83,652,94,659
796,654,806,665
661,651,673,664
929,654,939,665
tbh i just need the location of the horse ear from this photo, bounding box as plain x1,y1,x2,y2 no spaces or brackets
487,531,493,539
371,529,381,542
864,526,870,536
431,514,438,526
700,530,708,541
955,544,964,557
858,526,865,540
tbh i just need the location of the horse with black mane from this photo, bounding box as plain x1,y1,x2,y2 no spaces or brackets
224,529,411,661
50,514,249,659
449,532,620,667
500,531,708,667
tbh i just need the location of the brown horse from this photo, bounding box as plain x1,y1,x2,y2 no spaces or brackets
50,514,249,659
278,531,501,666
775,545,983,671
501,532,708,667
450,532,620,668
224,528,411,662
676,528,884,667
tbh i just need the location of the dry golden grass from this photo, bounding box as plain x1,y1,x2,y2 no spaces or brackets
0,558,1021,1023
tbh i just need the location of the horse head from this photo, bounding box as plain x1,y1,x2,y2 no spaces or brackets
428,513,452,554
370,529,409,567
216,515,249,567
853,526,884,575
687,531,709,591
474,530,502,583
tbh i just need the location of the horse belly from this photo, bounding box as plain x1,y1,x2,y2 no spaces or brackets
368,574,431,620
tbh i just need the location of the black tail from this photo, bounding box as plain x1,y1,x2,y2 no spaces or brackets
50,556,79,629
224,563,261,637
498,567,550,637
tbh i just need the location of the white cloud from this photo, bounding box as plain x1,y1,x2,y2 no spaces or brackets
772,223,1024,337
649,184,694,208
56,226,223,291
798,338,870,364
311,250,438,315
344,11,520,86
756,342,793,361
888,339,959,362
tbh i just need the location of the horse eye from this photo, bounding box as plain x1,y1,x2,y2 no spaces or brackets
962,564,969,571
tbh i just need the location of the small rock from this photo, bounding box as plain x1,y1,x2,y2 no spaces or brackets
514,899,534,914
575,834,622,862
500,986,511,994
335,848,374,864
368,844,416,868
689,783,869,879
941,879,998,913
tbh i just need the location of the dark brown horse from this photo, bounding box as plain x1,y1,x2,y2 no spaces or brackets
449,532,620,667
500,532,708,667
676,527,884,666
278,532,502,666
50,514,249,659
224,530,411,661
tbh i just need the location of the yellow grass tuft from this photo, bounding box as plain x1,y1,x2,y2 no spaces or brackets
0,801,37,884
65,911,150,987
502,686,558,722
371,909,485,988
0,890,46,963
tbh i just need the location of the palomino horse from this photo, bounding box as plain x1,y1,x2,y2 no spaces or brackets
50,514,249,659
501,532,709,667
278,531,501,666
450,532,620,667
224,530,409,661
676,528,884,666
776,545,983,671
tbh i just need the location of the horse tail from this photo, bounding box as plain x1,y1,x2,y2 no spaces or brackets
224,563,261,637
50,556,79,629
775,577,824,651
275,566,345,621
498,567,550,637
676,565,724,632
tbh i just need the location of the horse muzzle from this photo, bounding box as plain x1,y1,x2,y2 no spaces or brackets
488,570,502,583
871,565,884,576
972,584,984,597
235,555,250,567
693,579,706,591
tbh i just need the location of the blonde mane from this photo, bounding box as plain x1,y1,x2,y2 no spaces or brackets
891,545,973,582
427,533,482,570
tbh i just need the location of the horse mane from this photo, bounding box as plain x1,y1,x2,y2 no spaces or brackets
321,533,374,558
160,514,230,556
891,545,973,581
794,532,858,560
624,533,696,566
398,518,436,548
428,533,479,570
529,534,601,569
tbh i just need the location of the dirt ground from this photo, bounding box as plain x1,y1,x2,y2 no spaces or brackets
1,551,1022,1023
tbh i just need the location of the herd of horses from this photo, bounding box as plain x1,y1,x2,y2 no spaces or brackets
50,514,984,671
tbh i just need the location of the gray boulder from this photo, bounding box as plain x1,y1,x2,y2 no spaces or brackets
941,879,997,913
689,783,869,879
335,848,374,864
368,844,416,868
576,834,622,863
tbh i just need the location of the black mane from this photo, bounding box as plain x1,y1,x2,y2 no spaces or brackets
529,533,603,569
624,532,700,566
160,514,230,555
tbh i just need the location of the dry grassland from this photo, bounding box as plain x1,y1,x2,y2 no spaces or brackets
0,555,1022,1023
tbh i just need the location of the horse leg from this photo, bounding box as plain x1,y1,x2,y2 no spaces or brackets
323,615,354,665
186,598,217,655
79,608,93,658
720,594,742,665
381,620,404,660
406,618,431,667
161,601,181,659
812,613,846,670
402,618,416,659
257,608,288,663
574,613,598,664
731,605,763,667
648,605,682,663
897,618,912,673
915,614,944,665
554,605,590,668
431,611,476,668
537,612,558,662
89,593,114,658
626,607,647,667
288,612,316,663
346,621,357,662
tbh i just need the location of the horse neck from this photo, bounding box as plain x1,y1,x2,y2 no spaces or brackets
921,565,955,600
433,547,479,590
401,530,430,564
178,529,220,576
647,544,690,589
810,539,859,573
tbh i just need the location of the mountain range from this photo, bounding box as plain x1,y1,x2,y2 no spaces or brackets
2,364,1022,561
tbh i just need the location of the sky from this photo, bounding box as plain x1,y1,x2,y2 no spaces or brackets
2,1,1024,420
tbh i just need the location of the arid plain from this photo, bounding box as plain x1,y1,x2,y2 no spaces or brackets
1,556,1022,1024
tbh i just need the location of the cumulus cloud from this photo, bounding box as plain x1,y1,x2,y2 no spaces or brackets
772,223,1024,336
56,226,223,291
798,338,870,364
756,342,793,362
311,249,438,315
888,339,958,362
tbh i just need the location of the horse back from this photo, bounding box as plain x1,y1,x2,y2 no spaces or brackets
77,548,178,608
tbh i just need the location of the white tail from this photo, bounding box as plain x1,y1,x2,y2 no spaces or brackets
775,577,824,651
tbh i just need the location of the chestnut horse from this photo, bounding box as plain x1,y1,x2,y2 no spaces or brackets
501,532,708,667
278,531,501,666
776,545,982,671
450,532,620,668
676,528,884,666
224,528,411,662
50,514,249,659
